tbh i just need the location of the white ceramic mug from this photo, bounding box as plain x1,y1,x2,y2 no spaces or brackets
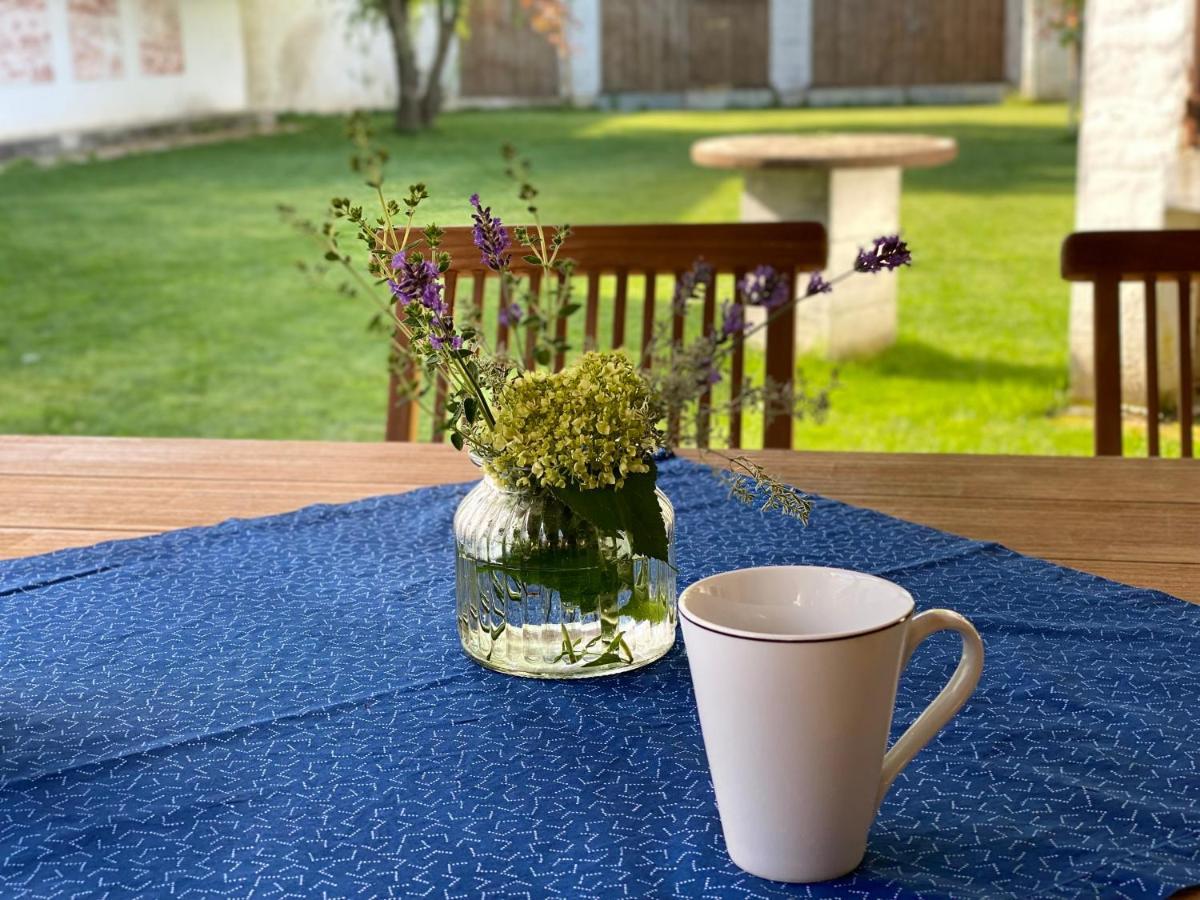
679,565,984,884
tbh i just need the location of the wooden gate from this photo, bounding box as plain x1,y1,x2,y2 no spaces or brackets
601,0,769,93
811,0,1007,87
459,0,560,98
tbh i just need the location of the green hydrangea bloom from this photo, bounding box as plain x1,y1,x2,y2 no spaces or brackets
486,352,662,491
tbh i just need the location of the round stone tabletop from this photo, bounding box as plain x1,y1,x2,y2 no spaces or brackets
690,133,958,171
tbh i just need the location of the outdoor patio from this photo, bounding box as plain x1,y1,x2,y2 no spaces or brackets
1,0,1198,898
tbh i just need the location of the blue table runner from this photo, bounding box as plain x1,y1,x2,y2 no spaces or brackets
1,457,1198,899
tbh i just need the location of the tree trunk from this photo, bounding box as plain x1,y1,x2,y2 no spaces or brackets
385,0,423,132
420,0,460,127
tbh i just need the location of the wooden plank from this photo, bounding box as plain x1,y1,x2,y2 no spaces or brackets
1145,278,1161,456
1061,231,1200,281
459,0,560,98
4,438,1199,504
1179,275,1195,458
1093,275,1123,455
2,439,1196,602
2,474,1193,565
810,0,1006,88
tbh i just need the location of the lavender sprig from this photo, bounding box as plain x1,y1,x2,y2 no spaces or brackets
855,235,912,273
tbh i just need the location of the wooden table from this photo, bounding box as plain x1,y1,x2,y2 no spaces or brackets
690,132,958,359
2,436,1199,896
1,436,1197,603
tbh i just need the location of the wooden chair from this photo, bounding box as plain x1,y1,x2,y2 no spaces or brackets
1061,230,1199,457
385,222,828,449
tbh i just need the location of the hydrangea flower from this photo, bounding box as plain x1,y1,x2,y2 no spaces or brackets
469,194,511,272
486,352,662,491
854,235,912,273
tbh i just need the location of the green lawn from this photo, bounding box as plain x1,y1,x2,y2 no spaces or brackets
0,101,1130,453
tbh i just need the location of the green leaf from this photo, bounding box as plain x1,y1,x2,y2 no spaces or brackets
476,545,626,615
450,431,464,451
550,461,669,562
522,254,542,266
557,302,581,319
463,396,477,424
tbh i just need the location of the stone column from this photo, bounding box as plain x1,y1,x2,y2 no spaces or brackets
565,0,602,106
741,168,902,358
1069,0,1196,408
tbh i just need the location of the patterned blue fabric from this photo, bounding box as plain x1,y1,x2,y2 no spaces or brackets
1,457,1198,899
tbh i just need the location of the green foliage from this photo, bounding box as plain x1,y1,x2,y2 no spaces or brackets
551,462,669,562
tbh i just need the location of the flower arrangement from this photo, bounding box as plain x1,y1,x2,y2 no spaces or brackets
283,116,911,676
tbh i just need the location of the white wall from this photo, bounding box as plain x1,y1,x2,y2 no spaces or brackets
1020,0,1074,100
0,0,246,143
1069,0,1196,404
239,0,404,114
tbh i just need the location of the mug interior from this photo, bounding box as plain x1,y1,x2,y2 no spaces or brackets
679,566,914,641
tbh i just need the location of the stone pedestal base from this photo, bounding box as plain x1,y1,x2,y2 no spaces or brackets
740,166,901,359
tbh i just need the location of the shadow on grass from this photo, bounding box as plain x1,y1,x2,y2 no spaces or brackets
832,337,1065,386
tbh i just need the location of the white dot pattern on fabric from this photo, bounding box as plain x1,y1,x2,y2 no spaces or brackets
0,458,1198,899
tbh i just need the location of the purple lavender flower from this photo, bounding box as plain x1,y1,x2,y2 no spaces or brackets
806,272,832,296
673,259,714,314
855,235,912,274
389,256,445,313
719,301,745,340
705,368,722,385
498,302,523,327
739,265,790,309
469,194,511,272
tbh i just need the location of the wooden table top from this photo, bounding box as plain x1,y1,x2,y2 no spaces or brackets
1,435,1197,603
2,435,1199,895
690,133,959,170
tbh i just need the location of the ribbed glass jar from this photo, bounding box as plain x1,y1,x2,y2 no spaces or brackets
454,475,677,678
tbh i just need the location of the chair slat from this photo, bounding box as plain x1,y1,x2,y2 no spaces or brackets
495,274,510,352
1092,275,1123,456
1178,275,1194,458
385,224,830,448
612,271,628,349
527,271,542,369
430,271,460,443
696,269,717,447
671,270,686,345
1144,278,1160,457
729,267,746,449
640,272,657,369
764,283,796,450
584,272,600,350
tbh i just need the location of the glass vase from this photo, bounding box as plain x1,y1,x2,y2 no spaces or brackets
453,474,677,678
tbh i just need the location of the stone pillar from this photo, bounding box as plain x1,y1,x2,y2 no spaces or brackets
769,0,812,105
1070,0,1195,408
565,0,602,106
741,168,902,358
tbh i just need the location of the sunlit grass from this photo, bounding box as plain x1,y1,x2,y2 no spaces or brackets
0,101,1126,454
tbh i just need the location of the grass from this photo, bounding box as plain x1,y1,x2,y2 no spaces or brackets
1,100,1166,454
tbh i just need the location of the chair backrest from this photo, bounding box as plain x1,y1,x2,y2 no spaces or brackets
386,222,828,449
1061,230,1199,457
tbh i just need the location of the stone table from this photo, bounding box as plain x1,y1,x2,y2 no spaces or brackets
691,133,957,358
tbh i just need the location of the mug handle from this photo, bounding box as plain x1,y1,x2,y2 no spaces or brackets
876,609,984,808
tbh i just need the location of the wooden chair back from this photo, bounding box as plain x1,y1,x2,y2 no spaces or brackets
386,222,828,449
1061,230,1199,457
